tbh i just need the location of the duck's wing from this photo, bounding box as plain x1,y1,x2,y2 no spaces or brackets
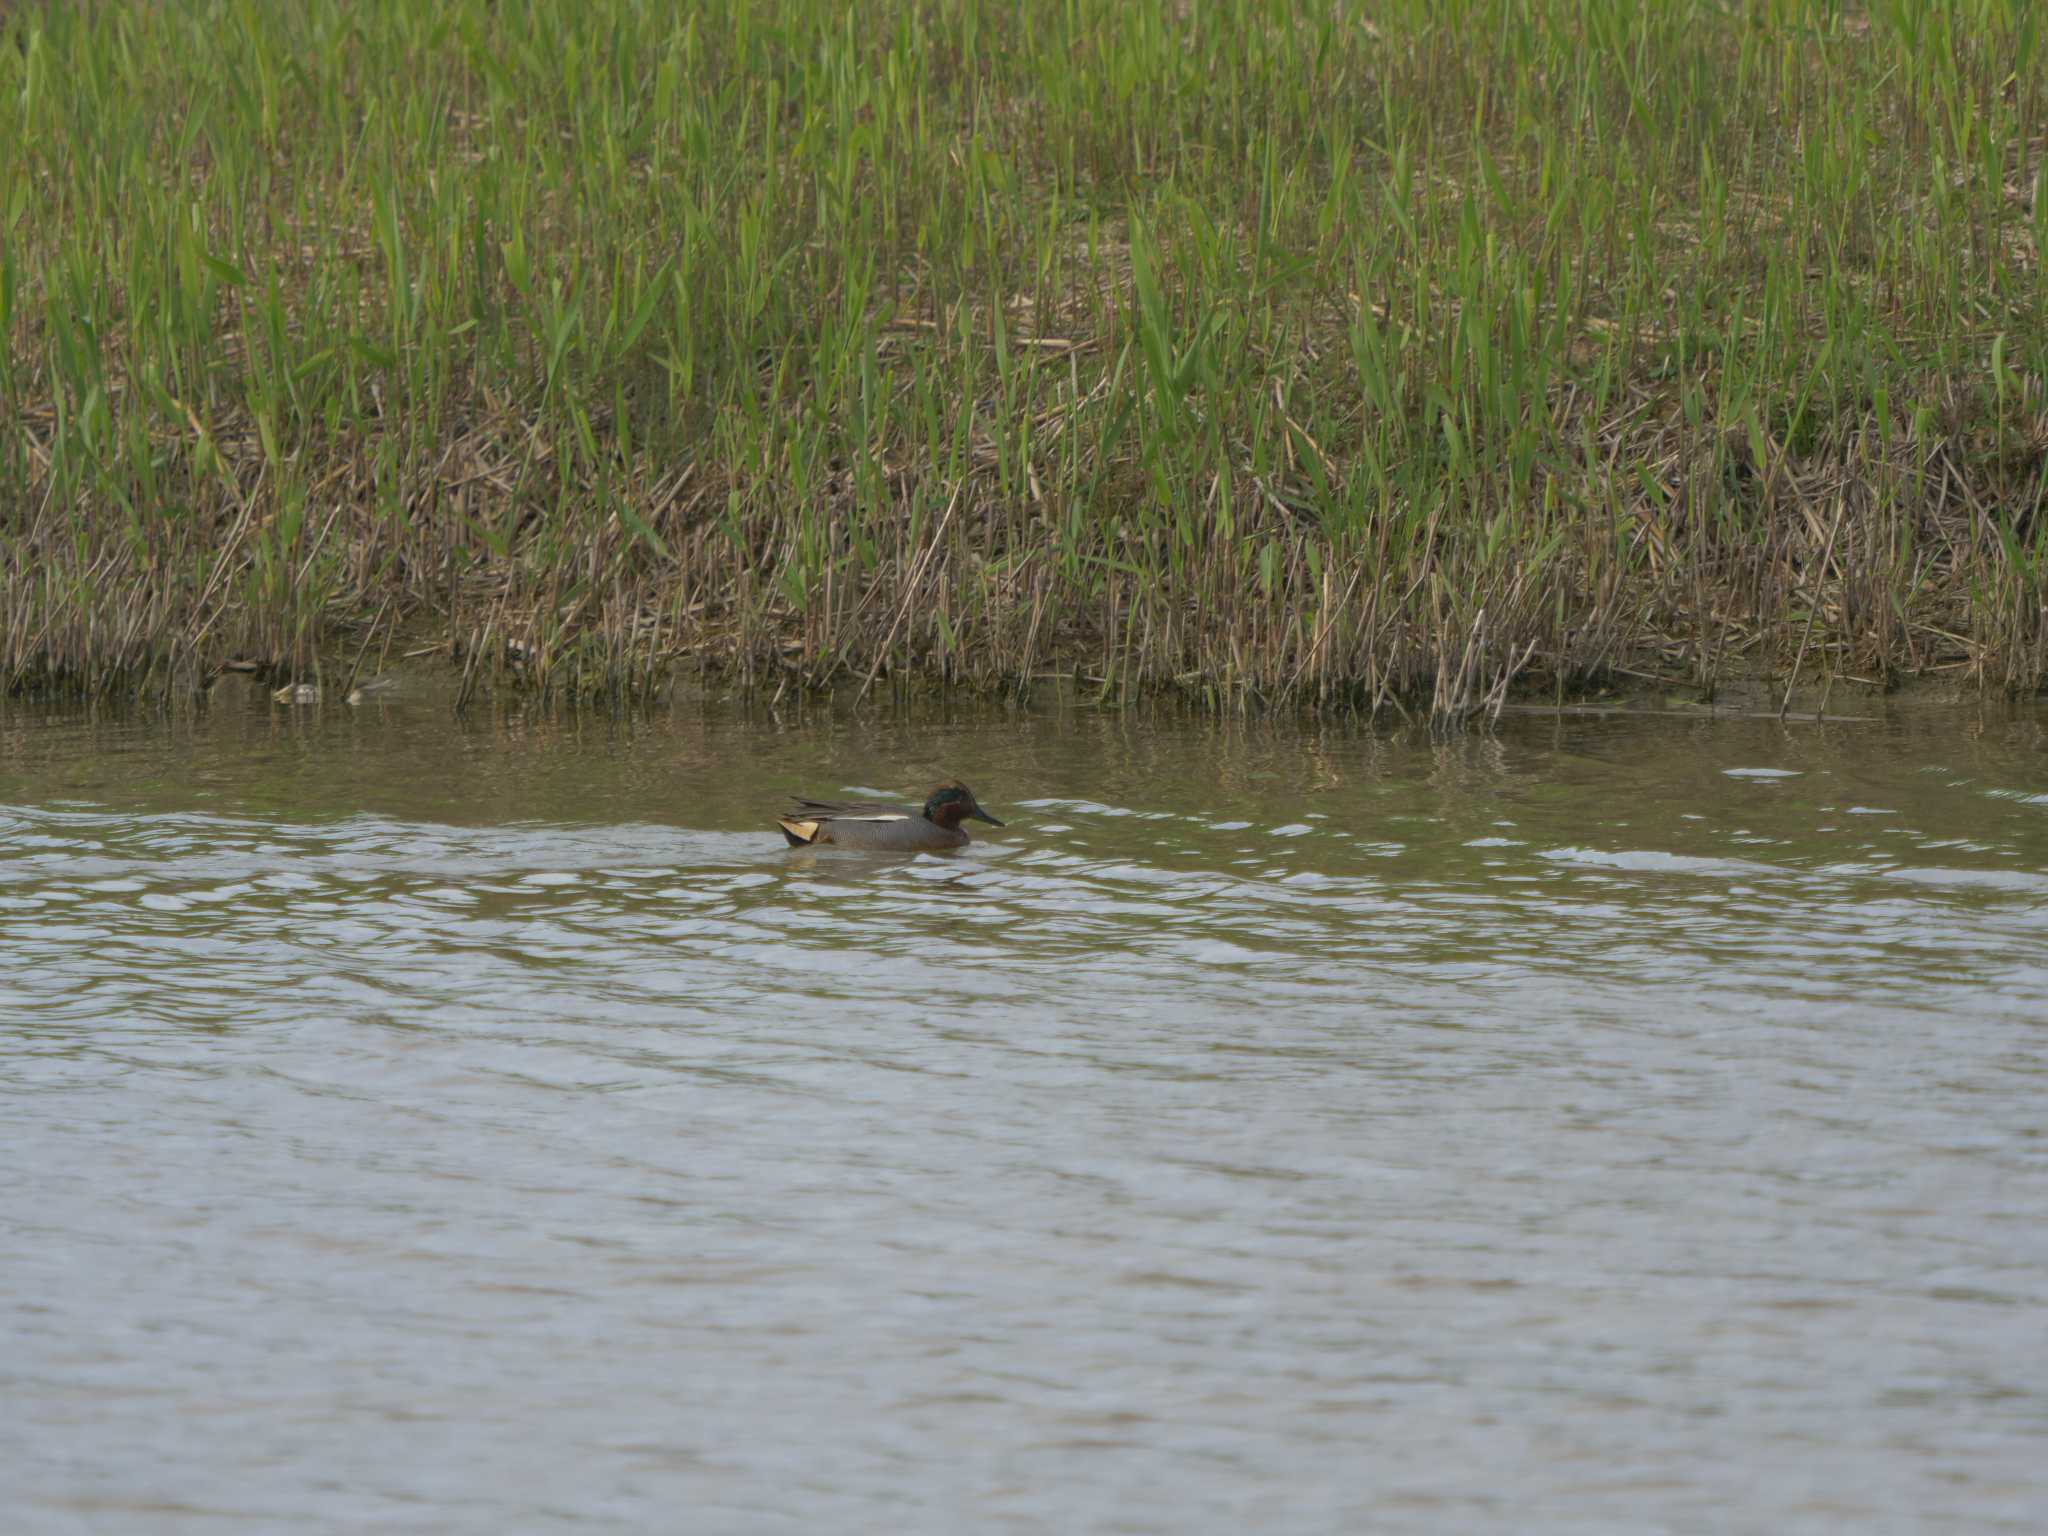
789,796,915,822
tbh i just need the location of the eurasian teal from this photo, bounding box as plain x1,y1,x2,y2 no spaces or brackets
777,780,1004,851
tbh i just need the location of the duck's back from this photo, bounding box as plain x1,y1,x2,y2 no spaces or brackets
778,803,967,850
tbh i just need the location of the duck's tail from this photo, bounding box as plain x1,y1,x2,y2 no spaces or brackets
777,817,822,847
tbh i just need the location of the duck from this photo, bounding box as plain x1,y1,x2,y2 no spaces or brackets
777,780,1005,851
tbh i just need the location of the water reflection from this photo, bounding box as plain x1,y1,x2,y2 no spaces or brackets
3,691,2046,1529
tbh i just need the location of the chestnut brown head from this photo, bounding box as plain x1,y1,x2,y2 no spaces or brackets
922,780,1003,829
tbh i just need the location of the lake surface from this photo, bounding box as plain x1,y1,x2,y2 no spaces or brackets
4,687,2046,1533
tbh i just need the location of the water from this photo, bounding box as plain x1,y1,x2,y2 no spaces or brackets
4,689,2046,1533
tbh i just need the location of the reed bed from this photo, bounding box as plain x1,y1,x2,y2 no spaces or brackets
3,0,2044,714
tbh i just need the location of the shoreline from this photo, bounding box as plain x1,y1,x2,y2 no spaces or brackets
6,636,2037,730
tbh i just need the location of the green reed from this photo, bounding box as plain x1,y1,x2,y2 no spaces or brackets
2,0,2043,710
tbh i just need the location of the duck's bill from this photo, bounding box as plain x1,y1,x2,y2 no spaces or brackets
971,809,1005,826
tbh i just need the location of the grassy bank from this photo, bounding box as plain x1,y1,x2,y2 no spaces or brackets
3,0,2045,712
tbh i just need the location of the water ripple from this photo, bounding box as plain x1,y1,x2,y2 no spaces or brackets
4,703,2047,1530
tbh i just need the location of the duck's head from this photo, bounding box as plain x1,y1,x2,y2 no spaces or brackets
923,780,1003,829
